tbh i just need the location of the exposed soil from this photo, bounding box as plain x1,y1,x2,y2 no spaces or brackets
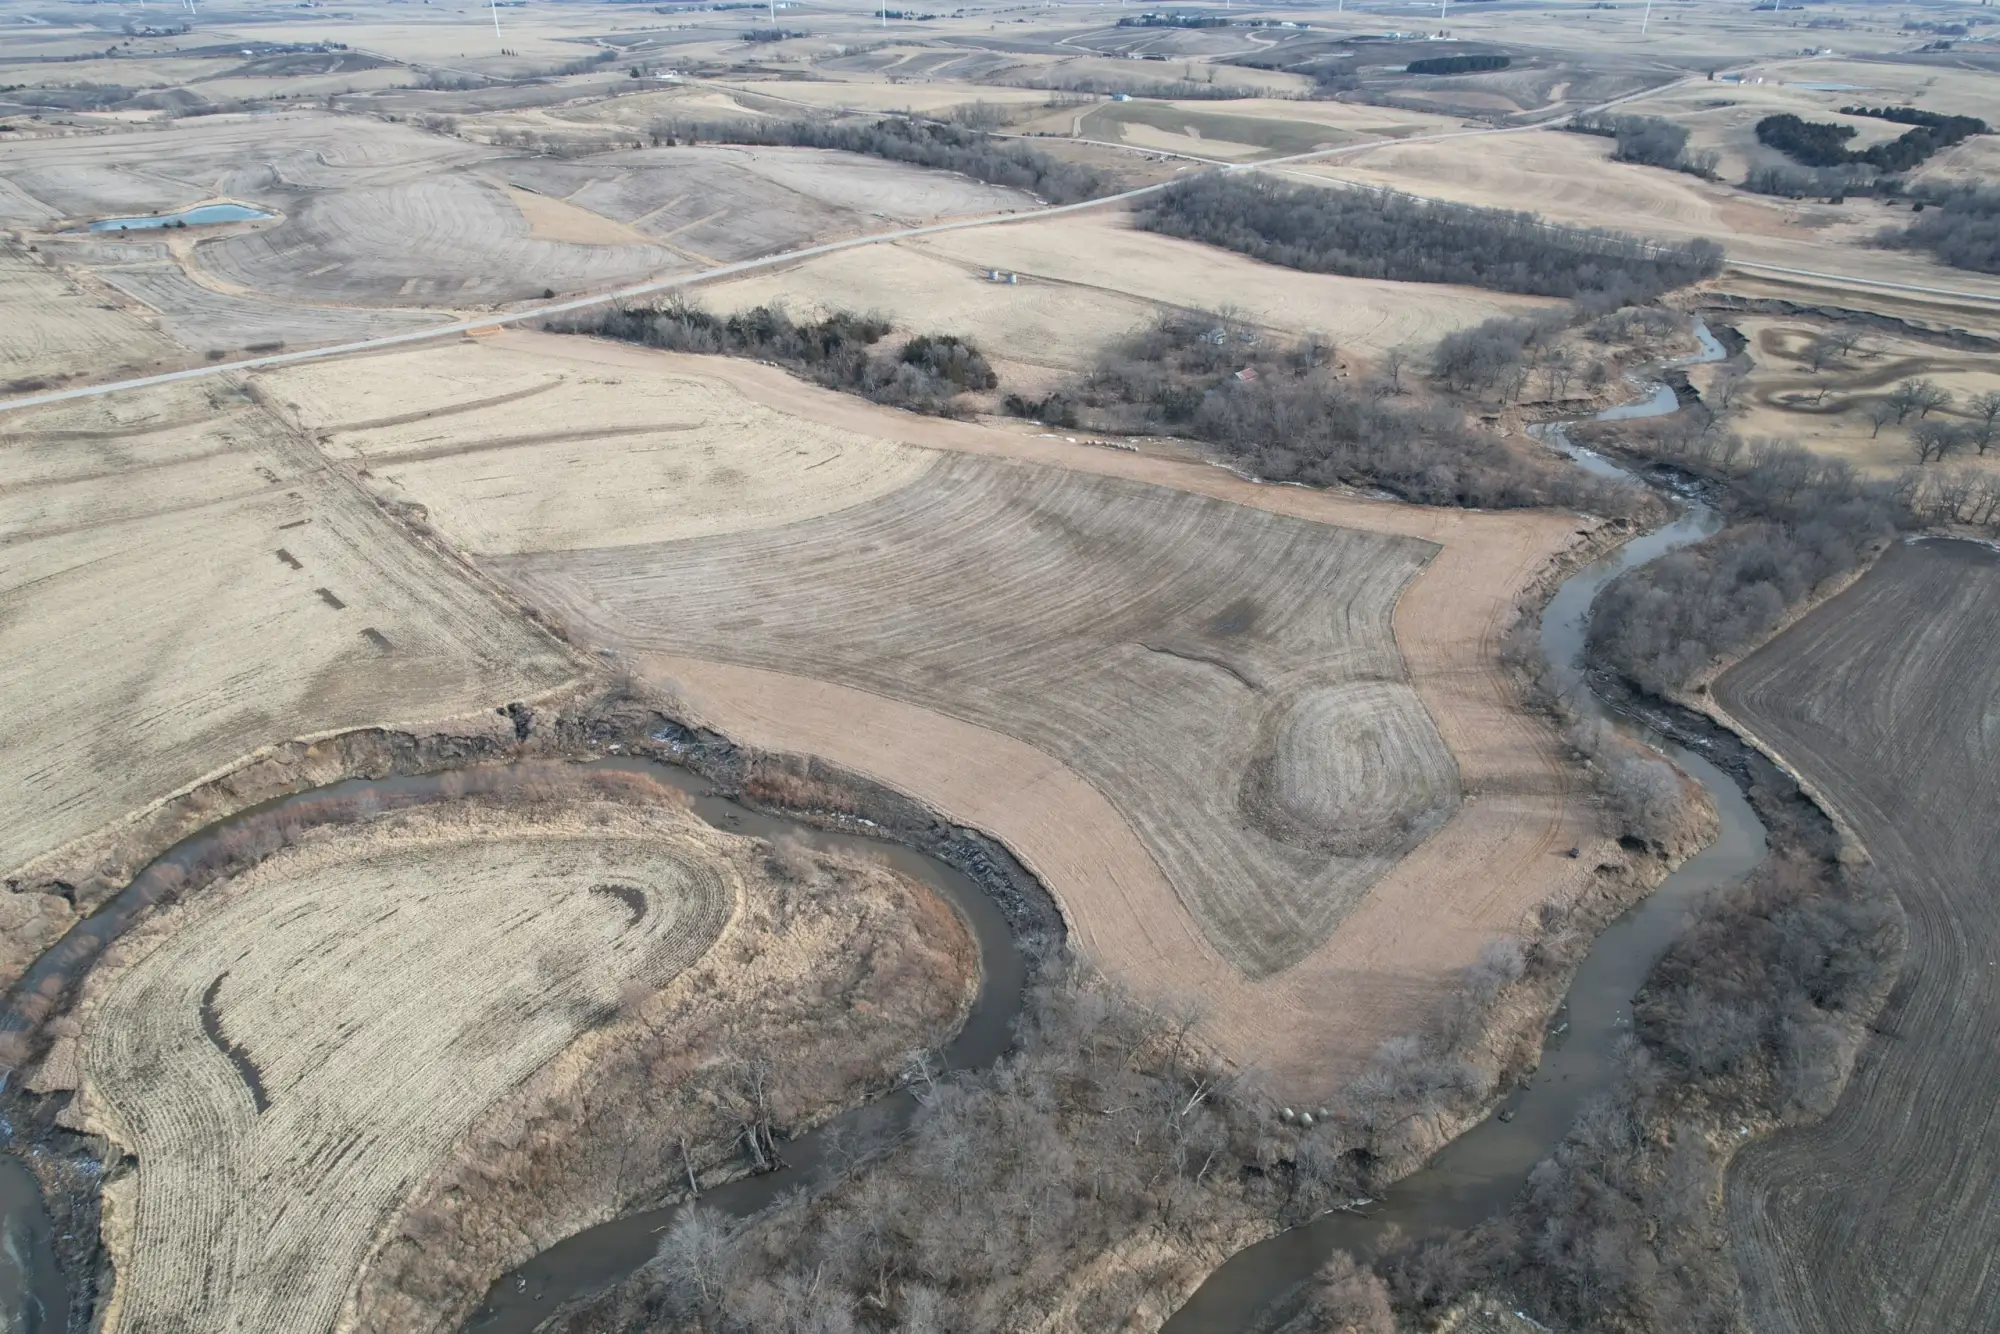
1716,538,2000,1334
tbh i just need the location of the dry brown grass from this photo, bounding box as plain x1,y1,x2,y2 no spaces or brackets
0,239,176,388
899,212,1563,360
257,340,932,553
345,794,974,1334
1697,314,2000,475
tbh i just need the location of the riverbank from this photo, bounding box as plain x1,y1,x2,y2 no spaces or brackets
0,683,1059,1334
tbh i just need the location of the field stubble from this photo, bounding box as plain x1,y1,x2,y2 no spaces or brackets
432,332,1601,1087
72,796,736,1334
0,377,575,982
1716,538,2000,1334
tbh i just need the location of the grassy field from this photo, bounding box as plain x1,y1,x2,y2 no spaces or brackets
1698,314,2000,476
1715,538,2000,1334
898,212,1561,365
1078,99,1361,160
0,377,575,897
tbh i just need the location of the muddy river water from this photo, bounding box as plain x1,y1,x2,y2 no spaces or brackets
0,322,1770,1334
1161,318,1766,1331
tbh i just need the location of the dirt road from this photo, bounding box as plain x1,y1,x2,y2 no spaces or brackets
0,68,1818,419
1715,537,2000,1334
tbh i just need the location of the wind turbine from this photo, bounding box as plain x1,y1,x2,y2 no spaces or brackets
490,0,503,43
1641,0,1653,35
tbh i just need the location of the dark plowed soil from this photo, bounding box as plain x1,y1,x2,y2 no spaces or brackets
1716,538,2000,1334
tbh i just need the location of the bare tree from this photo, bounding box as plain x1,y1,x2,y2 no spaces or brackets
1863,397,1900,438
1309,1250,1395,1334
1381,345,1407,394
1826,325,1864,360
1966,389,2000,454
1887,379,1925,424
1602,751,1687,848
1711,371,1747,413
1912,378,1954,418
652,1207,737,1322
1913,419,1970,464
1544,350,1576,402
1802,333,1839,373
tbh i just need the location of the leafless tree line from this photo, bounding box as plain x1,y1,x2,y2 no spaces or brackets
572,931,1583,1334
1007,310,1647,517
1134,175,1724,306
544,298,998,417
1377,853,1901,1334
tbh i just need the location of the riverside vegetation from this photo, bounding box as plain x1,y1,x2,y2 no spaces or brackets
1005,310,1649,516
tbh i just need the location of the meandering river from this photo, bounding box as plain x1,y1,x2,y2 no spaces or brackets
0,320,1770,1334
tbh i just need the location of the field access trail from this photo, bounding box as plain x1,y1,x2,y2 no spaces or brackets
1716,538,2000,1334
20,59,1975,420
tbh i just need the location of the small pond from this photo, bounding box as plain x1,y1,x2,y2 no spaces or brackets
88,203,273,232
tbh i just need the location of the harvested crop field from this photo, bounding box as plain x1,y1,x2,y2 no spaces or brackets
70,796,735,1334
195,174,671,308
1715,538,2000,1334
893,213,1560,361
385,332,1601,1085
0,378,574,923
261,341,931,553
500,450,1452,978
0,115,1035,318
93,261,450,353
0,241,176,389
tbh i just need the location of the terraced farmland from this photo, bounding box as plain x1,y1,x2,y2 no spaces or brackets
0,378,574,939
74,800,735,1334
261,339,931,553
1716,538,2000,1334
499,451,1452,977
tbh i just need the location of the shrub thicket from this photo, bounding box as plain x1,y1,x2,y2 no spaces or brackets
1567,113,1718,178
543,298,997,416
646,115,1112,204
1134,175,1722,306
1588,439,1900,693
1406,53,1510,74
1386,853,1899,1334
1878,184,2000,274
1010,311,1646,517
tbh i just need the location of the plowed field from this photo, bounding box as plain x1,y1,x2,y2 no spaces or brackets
1716,538,2000,1334
500,452,1450,979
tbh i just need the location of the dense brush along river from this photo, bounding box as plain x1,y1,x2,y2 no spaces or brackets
0,323,1770,1334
